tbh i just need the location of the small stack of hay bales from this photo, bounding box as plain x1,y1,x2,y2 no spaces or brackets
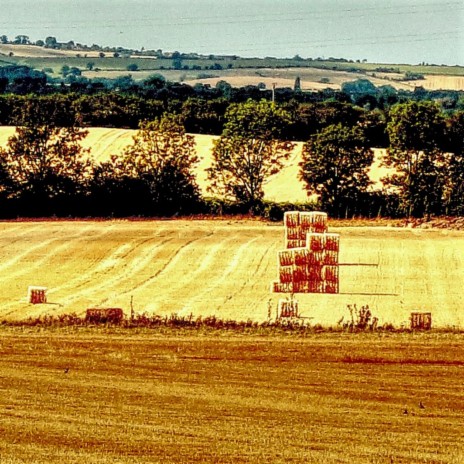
28,286,48,304
271,211,340,294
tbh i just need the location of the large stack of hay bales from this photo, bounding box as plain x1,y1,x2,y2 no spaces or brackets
271,211,340,294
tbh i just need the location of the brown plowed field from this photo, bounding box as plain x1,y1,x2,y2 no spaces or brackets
1,220,462,328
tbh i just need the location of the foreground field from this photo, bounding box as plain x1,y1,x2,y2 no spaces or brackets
0,330,462,464
0,220,462,328
0,127,391,204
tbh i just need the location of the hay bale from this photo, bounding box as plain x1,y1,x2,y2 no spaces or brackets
286,239,301,249
27,286,47,304
285,227,300,240
323,250,339,265
325,233,340,251
308,265,323,281
271,281,293,293
323,265,339,282
309,281,324,293
279,266,293,283
294,248,310,265
324,280,339,294
284,211,300,228
309,251,324,265
293,281,310,293
279,249,294,266
308,233,325,251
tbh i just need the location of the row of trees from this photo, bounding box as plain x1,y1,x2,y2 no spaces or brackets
0,99,462,219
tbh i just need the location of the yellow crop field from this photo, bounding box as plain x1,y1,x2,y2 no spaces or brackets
0,127,391,204
0,330,463,464
0,220,462,328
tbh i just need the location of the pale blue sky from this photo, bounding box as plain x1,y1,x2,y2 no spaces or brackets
1,0,463,64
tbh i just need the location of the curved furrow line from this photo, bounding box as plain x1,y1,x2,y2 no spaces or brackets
97,232,216,306
0,224,97,282
38,226,142,296
0,226,120,313
136,234,239,313
178,236,260,314
89,129,133,162
56,235,175,307
214,239,275,313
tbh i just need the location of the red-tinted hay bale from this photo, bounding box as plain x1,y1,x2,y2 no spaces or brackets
308,233,325,251
279,250,294,266
293,264,310,282
272,281,293,293
299,212,312,231
284,211,300,228
279,266,293,283
308,265,323,281
323,250,339,265
309,280,324,293
293,281,310,293
324,280,339,294
294,248,310,265
325,234,340,251
285,227,300,240
323,265,339,282
286,239,301,249
309,251,324,265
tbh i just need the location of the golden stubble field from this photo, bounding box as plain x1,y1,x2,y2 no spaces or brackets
0,330,463,464
0,220,463,328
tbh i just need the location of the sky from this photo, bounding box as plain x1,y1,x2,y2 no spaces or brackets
0,0,463,65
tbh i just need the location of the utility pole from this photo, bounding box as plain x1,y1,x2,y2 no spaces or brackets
271,82,276,105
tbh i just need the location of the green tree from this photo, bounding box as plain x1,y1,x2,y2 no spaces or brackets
383,101,447,218
299,123,373,217
444,112,464,214
207,99,294,209
0,124,91,212
127,63,138,72
118,114,200,215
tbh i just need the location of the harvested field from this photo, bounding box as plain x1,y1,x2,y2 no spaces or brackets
0,330,462,464
0,127,391,204
0,220,462,328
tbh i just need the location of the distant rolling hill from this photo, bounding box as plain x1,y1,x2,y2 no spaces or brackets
0,127,391,203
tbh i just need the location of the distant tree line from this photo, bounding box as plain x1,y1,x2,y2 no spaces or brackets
0,97,462,220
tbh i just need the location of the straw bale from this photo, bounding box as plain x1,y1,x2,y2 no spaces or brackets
278,249,294,266
279,266,293,283
309,251,324,265
323,265,339,282
308,265,323,281
324,280,339,294
286,239,301,249
308,233,325,251
325,233,340,251
293,264,310,282
293,281,310,293
27,286,48,304
323,250,339,265
294,248,311,265
285,227,300,240
271,281,293,293
284,211,300,228
309,280,324,293
279,299,299,317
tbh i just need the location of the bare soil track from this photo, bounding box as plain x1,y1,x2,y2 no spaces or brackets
0,330,462,464
0,220,463,328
